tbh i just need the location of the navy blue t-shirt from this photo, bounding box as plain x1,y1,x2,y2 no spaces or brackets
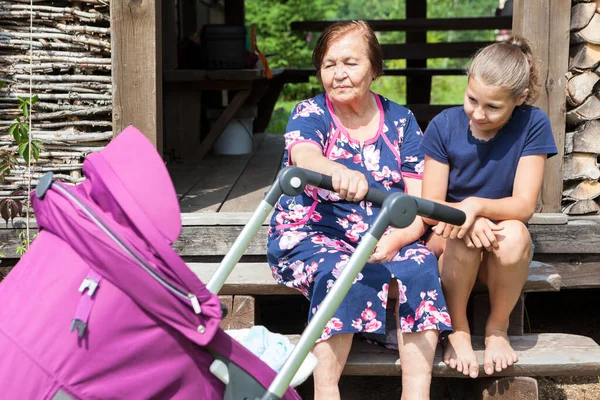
420,105,558,202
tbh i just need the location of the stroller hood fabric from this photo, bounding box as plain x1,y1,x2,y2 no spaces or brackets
0,126,299,400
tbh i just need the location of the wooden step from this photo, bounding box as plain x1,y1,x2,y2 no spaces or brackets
287,334,600,378
188,260,561,295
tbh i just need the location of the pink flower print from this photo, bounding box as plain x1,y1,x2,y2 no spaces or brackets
306,260,320,276
346,221,368,242
404,155,418,163
336,217,349,229
397,126,405,143
398,118,407,127
381,165,392,177
400,315,414,331
397,280,408,304
330,145,353,160
353,153,364,166
360,201,373,216
378,283,389,308
332,254,363,283
321,317,344,340
383,180,392,190
416,128,423,136
390,170,401,183
382,123,389,133
415,160,424,174
364,319,383,332
310,211,322,223
284,130,302,148
371,170,386,181
363,145,380,171
279,230,308,250
411,254,426,264
361,307,377,322
418,317,438,331
314,187,340,202
347,213,362,223
352,318,363,331
326,279,335,292
427,290,438,300
292,99,324,119
415,300,437,320
431,310,452,327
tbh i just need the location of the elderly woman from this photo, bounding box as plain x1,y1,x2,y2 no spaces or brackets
267,21,451,400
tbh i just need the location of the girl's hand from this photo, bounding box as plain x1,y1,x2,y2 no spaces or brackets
367,231,401,264
432,197,481,239
464,217,504,251
331,166,369,202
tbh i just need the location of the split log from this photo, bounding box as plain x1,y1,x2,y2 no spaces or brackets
564,153,600,181
570,2,597,31
567,119,600,154
566,95,600,125
563,199,600,215
571,12,600,44
570,43,600,70
563,179,600,200
567,71,600,106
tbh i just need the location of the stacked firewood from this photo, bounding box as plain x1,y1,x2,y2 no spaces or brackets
0,0,111,197
564,0,600,214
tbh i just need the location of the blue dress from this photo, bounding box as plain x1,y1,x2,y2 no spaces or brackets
267,93,452,342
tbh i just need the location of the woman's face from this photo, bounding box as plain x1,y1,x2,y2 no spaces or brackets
320,33,374,106
463,76,527,136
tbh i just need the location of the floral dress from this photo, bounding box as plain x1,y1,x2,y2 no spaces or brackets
267,92,452,342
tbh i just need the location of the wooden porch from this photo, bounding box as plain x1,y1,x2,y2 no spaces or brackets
168,133,283,213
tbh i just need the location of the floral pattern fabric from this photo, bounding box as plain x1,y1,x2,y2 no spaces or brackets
267,92,452,341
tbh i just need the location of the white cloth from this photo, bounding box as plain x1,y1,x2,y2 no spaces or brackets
226,326,318,387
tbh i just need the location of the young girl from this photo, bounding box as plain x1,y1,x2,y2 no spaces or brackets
419,36,558,379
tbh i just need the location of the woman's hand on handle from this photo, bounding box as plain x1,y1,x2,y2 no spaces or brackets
331,166,369,202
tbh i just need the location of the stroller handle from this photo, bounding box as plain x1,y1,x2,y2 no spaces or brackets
278,166,466,227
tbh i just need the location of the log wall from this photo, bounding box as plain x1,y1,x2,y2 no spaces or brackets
564,0,600,215
0,0,111,199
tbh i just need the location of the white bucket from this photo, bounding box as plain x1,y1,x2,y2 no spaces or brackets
212,117,254,155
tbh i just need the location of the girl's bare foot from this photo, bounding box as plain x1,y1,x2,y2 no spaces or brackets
483,328,518,375
443,331,480,378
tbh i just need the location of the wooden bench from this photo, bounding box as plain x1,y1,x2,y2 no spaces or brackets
177,212,600,398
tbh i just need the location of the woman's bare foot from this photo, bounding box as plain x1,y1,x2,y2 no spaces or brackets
443,331,480,378
483,328,518,375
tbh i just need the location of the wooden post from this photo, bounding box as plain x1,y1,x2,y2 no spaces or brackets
111,0,163,152
225,0,245,26
406,0,430,129
513,0,570,213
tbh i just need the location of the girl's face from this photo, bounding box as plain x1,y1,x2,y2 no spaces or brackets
463,77,528,137
320,33,374,106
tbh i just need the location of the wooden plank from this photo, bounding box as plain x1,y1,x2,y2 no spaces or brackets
382,42,493,60
513,0,569,212
163,69,280,83
163,89,204,163
186,261,561,295
220,134,284,212
178,135,264,213
168,164,213,200
534,254,600,289
161,0,178,70
172,220,600,255
219,295,255,330
195,89,250,160
290,17,513,33
111,0,162,151
406,104,458,122
341,333,600,377
528,213,568,225
406,0,430,118
280,68,466,81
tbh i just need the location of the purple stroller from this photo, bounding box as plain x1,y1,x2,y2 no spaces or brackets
0,126,464,399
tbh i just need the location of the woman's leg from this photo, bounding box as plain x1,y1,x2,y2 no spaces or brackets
311,333,354,400
478,220,531,375
428,234,482,378
397,327,439,400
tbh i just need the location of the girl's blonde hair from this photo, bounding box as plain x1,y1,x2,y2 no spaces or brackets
467,35,540,104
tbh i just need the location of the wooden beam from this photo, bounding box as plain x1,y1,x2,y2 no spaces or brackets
290,17,513,33
406,0,430,121
111,0,163,152
381,42,494,60
513,0,570,212
224,0,245,26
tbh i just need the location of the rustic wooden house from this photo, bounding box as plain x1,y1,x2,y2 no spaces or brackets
1,0,600,399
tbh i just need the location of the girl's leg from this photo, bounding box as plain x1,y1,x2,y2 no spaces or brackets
478,220,531,375
397,329,439,400
311,333,354,400
428,234,482,378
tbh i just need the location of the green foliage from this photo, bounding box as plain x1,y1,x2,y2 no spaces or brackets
8,96,42,165
248,0,500,131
